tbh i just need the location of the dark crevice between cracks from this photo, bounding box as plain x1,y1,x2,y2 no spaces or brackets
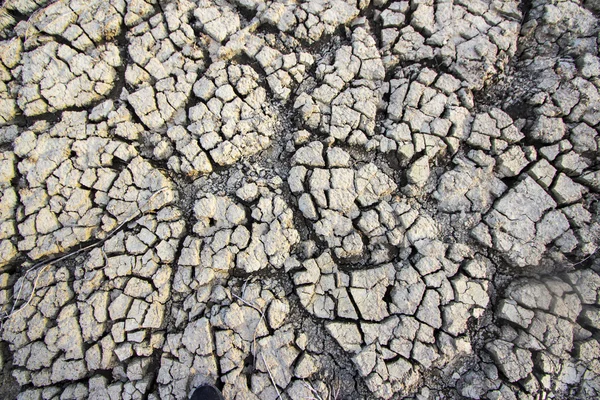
517,0,535,20
233,2,257,25
359,0,397,50
299,25,351,59
0,6,29,40
0,339,19,400
141,347,164,400
280,284,374,398
228,52,272,91
105,26,130,104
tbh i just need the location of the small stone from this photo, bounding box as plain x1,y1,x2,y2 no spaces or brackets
416,290,442,329
298,193,318,220
182,318,213,356
325,322,363,353
435,73,461,94
406,156,430,187
580,307,600,330
326,147,351,167
51,356,87,383
267,299,290,330
528,159,556,189
294,353,319,379
486,340,533,382
497,299,535,328
411,341,438,368
293,130,311,145
506,279,552,311
530,116,565,144
236,183,259,202
292,141,325,166
496,146,528,178
577,53,600,78
551,173,584,205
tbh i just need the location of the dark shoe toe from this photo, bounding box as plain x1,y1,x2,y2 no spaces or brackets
190,384,225,400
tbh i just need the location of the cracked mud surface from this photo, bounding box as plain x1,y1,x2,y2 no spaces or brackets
0,0,599,399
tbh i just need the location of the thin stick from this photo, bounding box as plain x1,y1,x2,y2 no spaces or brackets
231,292,283,399
0,187,171,329
302,380,325,400
261,352,282,400
568,246,598,267
231,292,266,362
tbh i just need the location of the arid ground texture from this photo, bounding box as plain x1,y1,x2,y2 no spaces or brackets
0,0,599,399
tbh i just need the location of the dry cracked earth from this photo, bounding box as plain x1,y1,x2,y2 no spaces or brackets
0,0,599,399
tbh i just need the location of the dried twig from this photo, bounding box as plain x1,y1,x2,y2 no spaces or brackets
331,380,341,400
231,292,282,399
261,352,282,400
231,292,266,362
0,187,171,331
568,246,599,268
561,229,600,271
302,380,325,400
302,378,340,400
